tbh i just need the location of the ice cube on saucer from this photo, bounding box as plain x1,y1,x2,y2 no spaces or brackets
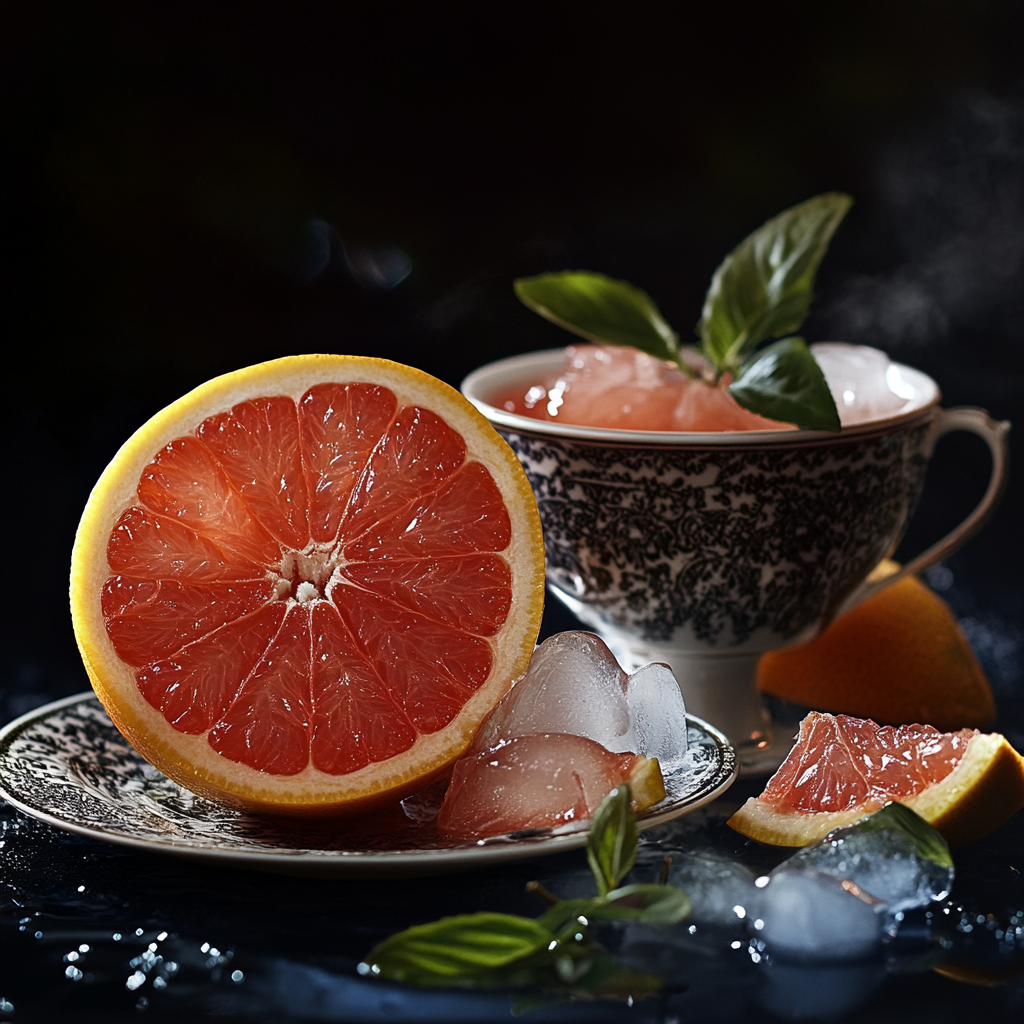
471,631,688,765
471,631,632,753
435,733,654,839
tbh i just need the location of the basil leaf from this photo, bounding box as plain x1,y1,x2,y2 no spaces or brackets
591,884,692,925
362,912,554,986
586,784,638,897
857,803,953,869
698,192,853,369
515,271,680,364
728,337,840,431
538,898,601,937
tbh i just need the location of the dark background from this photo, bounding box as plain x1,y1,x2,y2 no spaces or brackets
2,5,1024,1023
4,1,1022,731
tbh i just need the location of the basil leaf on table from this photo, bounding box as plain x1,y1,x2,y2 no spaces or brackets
514,271,681,365
361,912,555,986
586,784,638,896
728,337,841,431
591,884,692,925
698,192,853,370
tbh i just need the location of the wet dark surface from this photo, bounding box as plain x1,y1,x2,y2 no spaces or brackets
2,752,1023,1023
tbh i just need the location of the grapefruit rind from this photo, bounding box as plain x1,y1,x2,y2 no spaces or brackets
629,756,666,814
727,731,1024,847
758,572,996,732
70,354,546,815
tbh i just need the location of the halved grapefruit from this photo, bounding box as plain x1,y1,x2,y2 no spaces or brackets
728,712,1024,847
70,355,546,816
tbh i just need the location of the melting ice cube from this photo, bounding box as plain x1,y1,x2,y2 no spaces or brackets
754,803,954,960
436,733,650,839
812,342,920,425
780,803,954,915
472,631,688,767
665,853,759,929
436,632,686,838
755,868,884,962
472,631,631,753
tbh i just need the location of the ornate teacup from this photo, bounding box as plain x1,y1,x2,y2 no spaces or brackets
462,345,1009,772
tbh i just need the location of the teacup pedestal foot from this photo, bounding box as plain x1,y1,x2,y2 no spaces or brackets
605,641,787,776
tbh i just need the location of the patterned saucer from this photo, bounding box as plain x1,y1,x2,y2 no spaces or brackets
0,693,737,878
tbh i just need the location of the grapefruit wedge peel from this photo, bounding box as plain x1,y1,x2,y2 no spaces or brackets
728,712,1024,848
70,354,546,817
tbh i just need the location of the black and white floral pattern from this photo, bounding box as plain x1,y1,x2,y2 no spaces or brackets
502,419,933,649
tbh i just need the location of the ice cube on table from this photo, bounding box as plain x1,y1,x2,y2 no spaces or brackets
471,631,688,765
755,868,883,962
436,733,647,839
780,808,954,914
665,853,759,929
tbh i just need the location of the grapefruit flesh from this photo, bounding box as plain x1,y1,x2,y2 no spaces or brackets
436,733,664,839
71,355,545,815
728,711,1024,847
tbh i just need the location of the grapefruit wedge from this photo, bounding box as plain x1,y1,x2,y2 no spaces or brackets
728,712,1024,847
71,355,545,816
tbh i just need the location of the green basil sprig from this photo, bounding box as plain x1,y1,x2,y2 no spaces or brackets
358,785,690,998
514,192,852,431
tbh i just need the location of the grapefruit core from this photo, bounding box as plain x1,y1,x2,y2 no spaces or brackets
728,711,1024,847
70,355,546,816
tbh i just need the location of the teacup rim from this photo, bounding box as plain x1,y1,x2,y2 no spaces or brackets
461,344,942,446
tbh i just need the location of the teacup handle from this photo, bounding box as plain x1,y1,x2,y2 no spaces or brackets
835,407,1011,618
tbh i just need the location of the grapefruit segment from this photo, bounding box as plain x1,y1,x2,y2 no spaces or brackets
339,405,466,544
102,577,274,664
71,354,545,815
298,382,398,545
344,461,512,562
137,435,282,566
335,590,491,733
729,711,1024,847
208,604,314,775
341,555,512,636
107,506,266,583
196,396,310,549
135,603,287,734
309,601,416,775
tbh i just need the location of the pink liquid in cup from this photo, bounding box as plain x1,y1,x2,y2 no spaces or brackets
490,344,920,432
